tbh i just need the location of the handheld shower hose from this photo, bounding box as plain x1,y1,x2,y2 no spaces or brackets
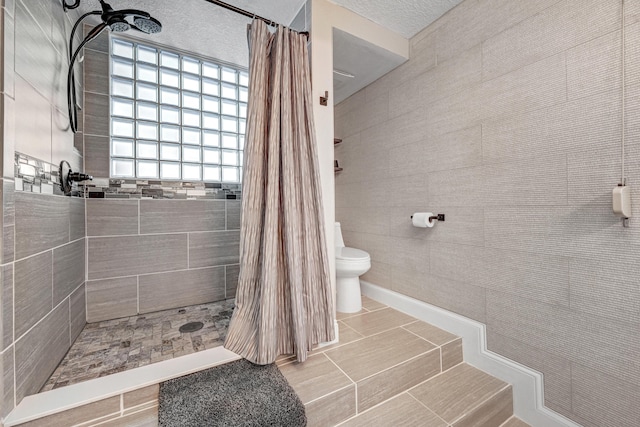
64,0,162,133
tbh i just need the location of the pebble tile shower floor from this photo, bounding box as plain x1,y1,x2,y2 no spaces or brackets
41,299,235,392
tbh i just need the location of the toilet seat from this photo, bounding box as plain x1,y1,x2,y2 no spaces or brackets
336,247,370,261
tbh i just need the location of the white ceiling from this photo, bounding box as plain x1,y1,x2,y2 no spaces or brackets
75,0,303,68
332,0,463,38
74,0,461,102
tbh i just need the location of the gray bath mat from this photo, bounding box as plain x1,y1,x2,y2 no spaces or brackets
158,359,306,427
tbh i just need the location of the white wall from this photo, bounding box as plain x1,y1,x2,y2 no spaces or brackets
309,0,408,315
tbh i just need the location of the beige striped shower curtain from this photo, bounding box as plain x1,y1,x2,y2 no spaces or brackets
224,20,335,364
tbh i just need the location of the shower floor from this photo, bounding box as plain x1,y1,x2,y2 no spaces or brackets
41,299,235,392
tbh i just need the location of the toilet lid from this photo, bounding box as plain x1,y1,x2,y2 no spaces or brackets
336,247,370,261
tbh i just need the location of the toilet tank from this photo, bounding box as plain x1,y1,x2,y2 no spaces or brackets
335,222,345,248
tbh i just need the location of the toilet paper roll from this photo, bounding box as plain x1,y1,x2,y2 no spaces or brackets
412,212,435,228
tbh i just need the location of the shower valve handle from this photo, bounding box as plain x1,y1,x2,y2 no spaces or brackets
68,172,93,182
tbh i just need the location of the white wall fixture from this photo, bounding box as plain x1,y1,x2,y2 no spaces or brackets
612,184,631,220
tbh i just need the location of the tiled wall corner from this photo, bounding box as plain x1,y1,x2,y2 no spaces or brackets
1,345,15,419
1,0,88,417
335,0,640,425
7,193,87,411
15,302,69,402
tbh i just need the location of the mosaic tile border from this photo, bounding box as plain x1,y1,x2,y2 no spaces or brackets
86,178,241,200
15,153,242,200
15,152,66,196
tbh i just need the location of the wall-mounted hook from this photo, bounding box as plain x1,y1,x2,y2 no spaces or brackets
320,91,328,106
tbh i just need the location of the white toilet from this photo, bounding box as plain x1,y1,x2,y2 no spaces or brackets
335,222,371,313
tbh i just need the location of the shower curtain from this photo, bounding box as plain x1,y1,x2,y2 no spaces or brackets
224,20,335,364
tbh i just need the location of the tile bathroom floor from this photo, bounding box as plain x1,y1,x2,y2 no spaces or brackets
41,299,235,392
278,296,529,427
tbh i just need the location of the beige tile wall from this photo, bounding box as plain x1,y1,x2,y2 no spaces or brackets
335,0,640,425
1,0,88,419
85,198,240,322
81,27,242,322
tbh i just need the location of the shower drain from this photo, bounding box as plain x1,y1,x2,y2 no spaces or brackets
179,321,204,333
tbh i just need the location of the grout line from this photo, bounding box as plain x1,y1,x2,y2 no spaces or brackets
84,237,89,321
12,236,86,264
448,384,512,426
319,321,431,353
12,294,78,346
405,363,465,395
354,375,359,414
68,297,72,347
12,342,16,415
122,400,158,413
440,336,462,347
136,276,140,314
323,354,357,385
353,346,439,384
567,257,572,310
85,228,236,239
333,392,413,426
137,200,140,235
400,324,450,348
11,262,15,344
86,264,238,283
336,320,364,340
406,392,451,426
74,410,122,427
187,233,190,269
51,252,55,310
120,393,124,415
300,382,354,407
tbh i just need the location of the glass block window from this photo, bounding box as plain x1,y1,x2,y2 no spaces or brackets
109,38,247,182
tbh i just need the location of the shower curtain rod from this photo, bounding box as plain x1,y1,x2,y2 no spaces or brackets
203,0,308,36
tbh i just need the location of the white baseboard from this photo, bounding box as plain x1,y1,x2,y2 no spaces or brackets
360,281,581,427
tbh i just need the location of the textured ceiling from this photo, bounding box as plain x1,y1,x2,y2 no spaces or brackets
73,0,462,102
333,28,406,104
332,0,464,38
74,0,306,67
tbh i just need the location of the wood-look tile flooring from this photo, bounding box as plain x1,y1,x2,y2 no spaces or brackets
278,296,529,427
42,299,235,392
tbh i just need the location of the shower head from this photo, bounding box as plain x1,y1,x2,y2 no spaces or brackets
63,0,163,133
99,1,163,34
133,16,163,34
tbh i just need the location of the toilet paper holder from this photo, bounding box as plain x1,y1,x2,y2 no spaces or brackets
411,213,445,222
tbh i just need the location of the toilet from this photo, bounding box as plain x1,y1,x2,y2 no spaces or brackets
335,222,371,313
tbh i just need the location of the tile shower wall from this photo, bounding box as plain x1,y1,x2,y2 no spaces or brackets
1,0,87,419
335,1,640,426
85,199,240,322
82,29,242,322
